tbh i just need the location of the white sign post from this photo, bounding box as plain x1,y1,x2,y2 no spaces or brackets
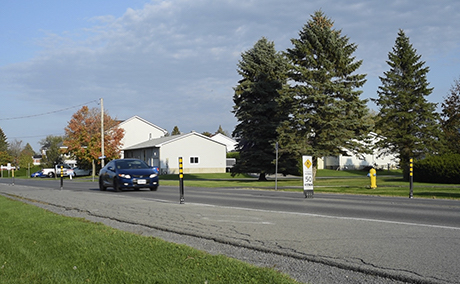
302,155,314,198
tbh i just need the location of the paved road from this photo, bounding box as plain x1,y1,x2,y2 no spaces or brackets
1,178,460,283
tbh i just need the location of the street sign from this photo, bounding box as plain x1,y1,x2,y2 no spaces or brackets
302,155,314,198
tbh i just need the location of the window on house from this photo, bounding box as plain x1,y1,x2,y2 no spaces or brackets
190,157,199,164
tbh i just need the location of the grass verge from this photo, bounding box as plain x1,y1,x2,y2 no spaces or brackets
0,195,297,284
159,170,460,200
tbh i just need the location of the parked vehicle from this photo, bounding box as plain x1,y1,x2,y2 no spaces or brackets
31,171,45,178
72,167,92,177
99,159,159,191
42,164,73,178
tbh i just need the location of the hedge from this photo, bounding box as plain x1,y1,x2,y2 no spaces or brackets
414,154,460,184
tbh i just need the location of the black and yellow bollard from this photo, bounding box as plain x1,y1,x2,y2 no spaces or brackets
409,158,414,198
179,157,184,204
60,165,64,190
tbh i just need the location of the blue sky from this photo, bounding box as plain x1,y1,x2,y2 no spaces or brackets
1,0,460,152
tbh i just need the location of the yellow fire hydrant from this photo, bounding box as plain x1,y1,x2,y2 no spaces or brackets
368,168,377,189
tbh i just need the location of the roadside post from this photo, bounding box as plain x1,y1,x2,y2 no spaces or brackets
275,142,279,190
302,155,314,198
7,163,11,178
179,157,185,204
409,158,414,198
5,163,13,185
60,165,64,190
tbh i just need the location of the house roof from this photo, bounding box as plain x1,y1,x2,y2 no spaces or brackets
210,133,237,143
124,131,226,150
118,115,168,134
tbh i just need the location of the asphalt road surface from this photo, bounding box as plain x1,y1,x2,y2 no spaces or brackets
1,178,459,283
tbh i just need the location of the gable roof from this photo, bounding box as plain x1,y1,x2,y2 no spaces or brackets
118,115,167,134
211,133,236,143
124,131,226,150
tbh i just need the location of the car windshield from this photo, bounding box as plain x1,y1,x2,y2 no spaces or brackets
116,160,149,170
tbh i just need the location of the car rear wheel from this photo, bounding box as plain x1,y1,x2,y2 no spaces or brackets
48,172,54,178
99,177,106,191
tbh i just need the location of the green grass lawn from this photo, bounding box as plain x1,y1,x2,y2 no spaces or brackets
0,195,297,284
159,170,460,200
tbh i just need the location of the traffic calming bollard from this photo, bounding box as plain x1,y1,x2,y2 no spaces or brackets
179,157,184,204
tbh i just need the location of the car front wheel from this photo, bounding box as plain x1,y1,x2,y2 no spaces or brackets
99,178,106,191
150,186,158,191
113,178,121,192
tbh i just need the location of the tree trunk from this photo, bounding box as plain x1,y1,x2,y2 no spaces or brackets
258,172,267,181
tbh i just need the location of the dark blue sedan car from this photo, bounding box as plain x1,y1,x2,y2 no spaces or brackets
99,159,159,191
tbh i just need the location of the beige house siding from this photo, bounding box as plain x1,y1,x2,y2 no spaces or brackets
124,132,226,174
118,116,167,158
318,133,399,170
210,133,237,152
161,134,226,174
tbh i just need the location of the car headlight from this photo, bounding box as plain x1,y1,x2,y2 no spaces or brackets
150,173,158,178
118,173,131,179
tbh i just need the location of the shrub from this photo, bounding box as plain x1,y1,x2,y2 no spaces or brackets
414,154,460,184
226,151,240,160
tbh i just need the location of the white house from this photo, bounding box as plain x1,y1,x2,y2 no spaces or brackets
318,133,399,170
210,133,237,152
117,116,168,158
123,131,227,174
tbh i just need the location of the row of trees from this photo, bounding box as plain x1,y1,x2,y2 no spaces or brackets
1,106,232,171
0,106,124,170
167,125,229,137
232,10,458,181
0,128,35,169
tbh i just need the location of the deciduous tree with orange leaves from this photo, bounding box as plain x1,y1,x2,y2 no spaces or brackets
64,106,124,170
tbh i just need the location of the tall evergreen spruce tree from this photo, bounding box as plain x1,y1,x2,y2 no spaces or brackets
0,127,8,152
171,126,181,136
281,11,371,177
373,29,440,178
441,77,460,154
0,127,11,165
232,37,288,181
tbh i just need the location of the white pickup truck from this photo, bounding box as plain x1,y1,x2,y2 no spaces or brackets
41,164,74,178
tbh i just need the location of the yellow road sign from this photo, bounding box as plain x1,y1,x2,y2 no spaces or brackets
302,156,314,198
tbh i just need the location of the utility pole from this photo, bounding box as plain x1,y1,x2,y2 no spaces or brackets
100,98,105,168
275,142,278,190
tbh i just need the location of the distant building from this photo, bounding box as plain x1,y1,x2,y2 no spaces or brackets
318,133,399,170
32,155,42,166
117,115,168,158
210,133,237,152
124,131,227,174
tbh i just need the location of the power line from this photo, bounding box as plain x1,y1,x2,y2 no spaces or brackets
8,133,64,139
0,99,99,121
